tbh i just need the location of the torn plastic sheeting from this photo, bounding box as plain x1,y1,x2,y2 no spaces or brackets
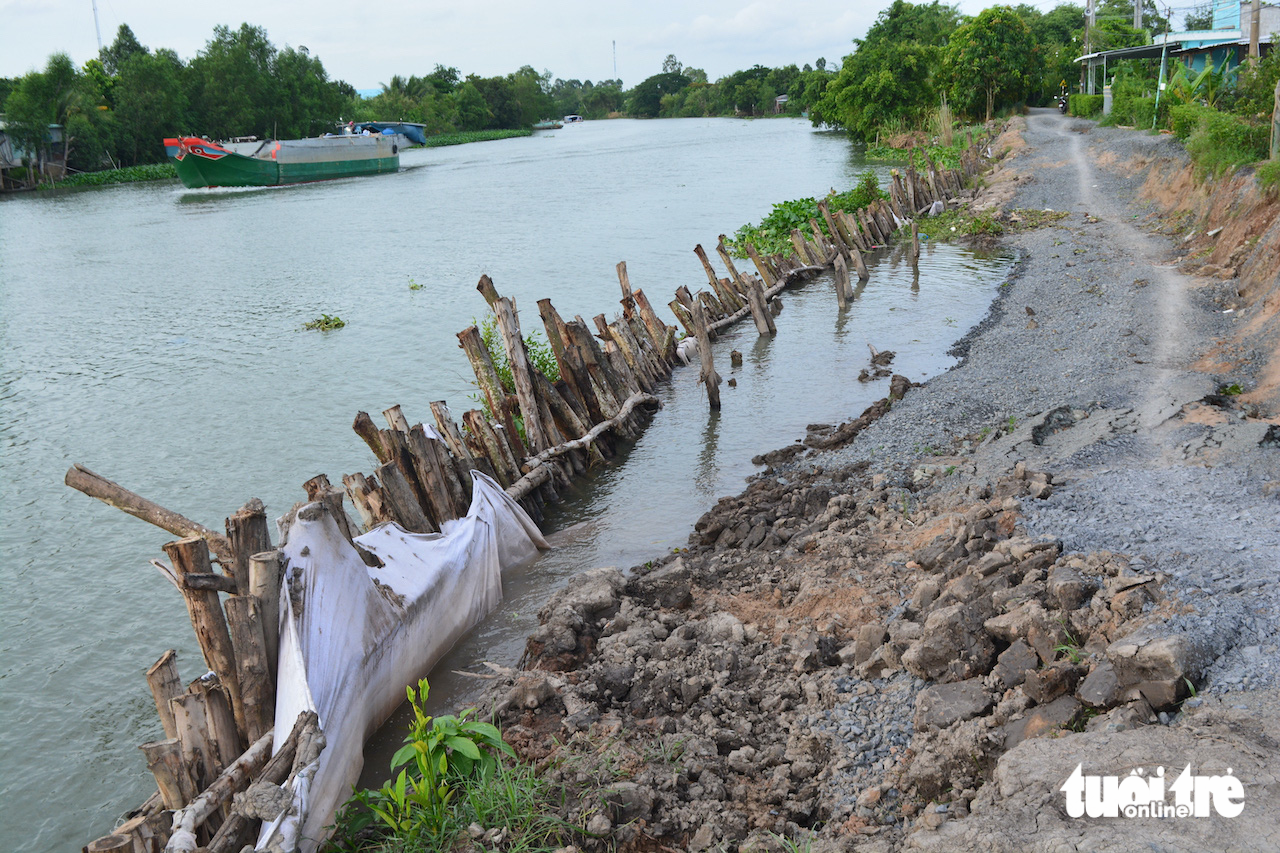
257,471,548,852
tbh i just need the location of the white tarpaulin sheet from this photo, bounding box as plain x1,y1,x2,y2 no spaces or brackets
257,471,547,852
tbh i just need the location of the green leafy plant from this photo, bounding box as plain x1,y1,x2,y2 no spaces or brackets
342,679,516,843
1220,382,1244,396
304,314,346,331
408,277,424,291
727,171,884,257
422,129,533,147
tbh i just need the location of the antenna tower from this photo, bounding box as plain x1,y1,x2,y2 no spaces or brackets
613,40,617,79
92,0,103,52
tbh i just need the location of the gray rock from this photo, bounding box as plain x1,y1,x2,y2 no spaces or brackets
991,639,1038,689
914,679,995,732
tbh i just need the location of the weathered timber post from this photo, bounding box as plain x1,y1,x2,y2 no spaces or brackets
374,459,432,533
494,295,554,453
616,261,637,319
633,289,675,363
691,301,721,411
352,411,391,464
745,277,776,335
162,537,245,737
457,324,527,459
140,737,198,810
248,550,282,682
224,595,273,743
224,499,270,597
86,834,132,853
66,465,233,564
716,236,744,284
911,220,921,271
744,242,777,287
147,649,183,740
834,254,851,309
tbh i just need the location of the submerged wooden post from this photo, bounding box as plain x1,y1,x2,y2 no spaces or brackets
911,220,921,270
691,301,721,411
834,254,851,309
162,537,245,738
616,261,637,319
633,289,675,363
745,277,776,335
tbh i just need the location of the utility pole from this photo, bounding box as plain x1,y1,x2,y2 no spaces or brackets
1084,0,1095,94
1250,0,1261,61
1134,0,1142,30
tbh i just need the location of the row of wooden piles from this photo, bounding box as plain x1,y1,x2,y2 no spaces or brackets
70,465,309,853
78,128,996,853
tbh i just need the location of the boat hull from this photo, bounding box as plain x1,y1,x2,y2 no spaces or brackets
163,136,400,188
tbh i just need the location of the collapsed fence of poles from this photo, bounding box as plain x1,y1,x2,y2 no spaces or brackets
74,128,996,853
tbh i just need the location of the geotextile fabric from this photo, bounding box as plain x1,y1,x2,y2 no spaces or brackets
257,472,547,852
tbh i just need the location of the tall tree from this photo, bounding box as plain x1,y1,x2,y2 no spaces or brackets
626,70,690,117
811,0,960,137
113,48,188,164
943,6,1041,121
100,24,147,76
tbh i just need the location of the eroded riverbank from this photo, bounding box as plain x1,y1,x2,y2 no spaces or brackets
469,111,1280,851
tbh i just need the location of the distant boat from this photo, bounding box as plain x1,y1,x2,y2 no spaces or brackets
532,120,563,130
563,114,584,124
350,121,429,145
162,135,400,188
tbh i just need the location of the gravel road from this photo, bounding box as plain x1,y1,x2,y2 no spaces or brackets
793,108,1280,694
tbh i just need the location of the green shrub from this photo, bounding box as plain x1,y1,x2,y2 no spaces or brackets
52,163,178,188
1069,94,1104,117
1257,160,1280,195
1172,103,1269,176
728,170,884,257
422,129,532,147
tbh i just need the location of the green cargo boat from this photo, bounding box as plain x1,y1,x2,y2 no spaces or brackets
163,134,400,188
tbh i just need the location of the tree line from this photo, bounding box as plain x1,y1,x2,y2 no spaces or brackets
0,23,621,173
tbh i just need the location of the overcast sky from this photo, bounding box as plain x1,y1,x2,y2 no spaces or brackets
2,0,1011,89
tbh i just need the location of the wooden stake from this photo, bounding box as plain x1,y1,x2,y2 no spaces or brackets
911,220,921,269
744,242,777,287
494,296,554,453
170,691,221,793
140,738,197,810
66,465,233,565
163,537,244,737
225,500,270,597
224,595,273,744
86,835,131,853
457,324,526,458
616,261,637,319
248,551,281,682
834,254,851,309
352,411,391,464
462,410,519,486
633,289,675,363
374,460,433,533
716,236,743,283
147,650,183,740
667,299,696,338
745,277,776,335
691,301,721,411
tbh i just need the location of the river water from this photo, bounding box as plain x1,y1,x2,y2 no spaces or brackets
0,117,1011,851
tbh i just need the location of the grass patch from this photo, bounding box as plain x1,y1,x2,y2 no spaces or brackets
51,163,178,188
913,209,1004,240
1255,159,1280,195
422,129,533,147
1006,208,1070,230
